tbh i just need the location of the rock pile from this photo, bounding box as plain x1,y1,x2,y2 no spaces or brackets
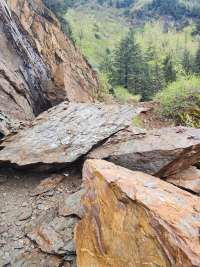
0,100,199,266
0,0,200,266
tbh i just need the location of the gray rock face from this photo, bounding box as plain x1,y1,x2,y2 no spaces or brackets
28,216,78,255
167,166,200,194
88,126,200,178
59,189,85,218
0,102,141,168
13,249,63,267
0,0,51,114
0,0,51,137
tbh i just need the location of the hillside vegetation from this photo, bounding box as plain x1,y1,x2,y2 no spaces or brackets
44,0,200,127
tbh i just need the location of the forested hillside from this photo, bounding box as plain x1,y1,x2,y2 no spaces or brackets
44,0,200,127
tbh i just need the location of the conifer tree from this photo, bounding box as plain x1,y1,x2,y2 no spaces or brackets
163,55,176,83
182,49,193,75
111,30,150,99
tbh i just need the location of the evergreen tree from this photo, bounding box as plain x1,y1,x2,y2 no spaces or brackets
145,45,165,96
194,42,200,74
150,60,166,94
163,55,176,83
111,30,150,99
182,49,193,75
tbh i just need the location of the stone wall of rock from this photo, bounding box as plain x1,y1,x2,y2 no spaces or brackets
8,0,99,104
0,0,99,137
0,0,51,135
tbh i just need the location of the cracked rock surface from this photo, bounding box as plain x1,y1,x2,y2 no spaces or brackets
76,160,200,267
88,126,200,177
0,102,142,168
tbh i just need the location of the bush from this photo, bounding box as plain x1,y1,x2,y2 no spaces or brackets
114,86,141,103
155,76,200,127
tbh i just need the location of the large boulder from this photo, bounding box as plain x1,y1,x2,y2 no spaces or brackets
76,160,200,267
88,126,200,177
0,102,141,168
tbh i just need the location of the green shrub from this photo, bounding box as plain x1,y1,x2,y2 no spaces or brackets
97,72,113,102
114,86,141,103
155,76,200,127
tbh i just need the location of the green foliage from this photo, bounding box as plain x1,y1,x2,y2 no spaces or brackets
97,73,114,101
132,115,144,128
65,8,128,69
44,0,200,109
110,30,151,100
194,43,200,74
181,48,194,75
163,55,176,83
155,76,200,127
114,86,141,103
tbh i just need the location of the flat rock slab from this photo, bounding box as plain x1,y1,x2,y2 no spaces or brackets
167,166,200,194
88,126,200,177
76,159,200,267
0,102,141,168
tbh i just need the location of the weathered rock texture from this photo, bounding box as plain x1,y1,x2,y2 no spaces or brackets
76,159,200,267
8,0,99,104
167,166,200,194
89,126,200,177
0,0,50,135
0,102,141,168
0,0,99,136
13,249,63,267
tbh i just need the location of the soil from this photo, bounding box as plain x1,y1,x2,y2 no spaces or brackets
138,101,173,130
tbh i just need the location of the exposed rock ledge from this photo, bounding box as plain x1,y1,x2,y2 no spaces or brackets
88,126,200,177
76,160,200,267
0,0,99,136
0,102,141,168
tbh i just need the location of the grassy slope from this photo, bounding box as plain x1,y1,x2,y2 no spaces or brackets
65,7,128,69
65,5,198,72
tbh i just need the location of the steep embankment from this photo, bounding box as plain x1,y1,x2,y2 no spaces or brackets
0,0,99,137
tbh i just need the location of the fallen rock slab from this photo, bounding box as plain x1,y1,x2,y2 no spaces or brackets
76,159,200,267
0,102,142,168
31,175,65,196
167,166,200,194
88,126,200,177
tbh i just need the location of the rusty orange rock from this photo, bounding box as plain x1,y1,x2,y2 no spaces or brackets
8,0,99,104
76,160,200,267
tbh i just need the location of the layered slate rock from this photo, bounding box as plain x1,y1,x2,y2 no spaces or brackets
0,0,51,135
0,102,141,167
8,0,99,104
0,0,99,137
167,166,200,194
89,126,200,177
76,160,200,267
